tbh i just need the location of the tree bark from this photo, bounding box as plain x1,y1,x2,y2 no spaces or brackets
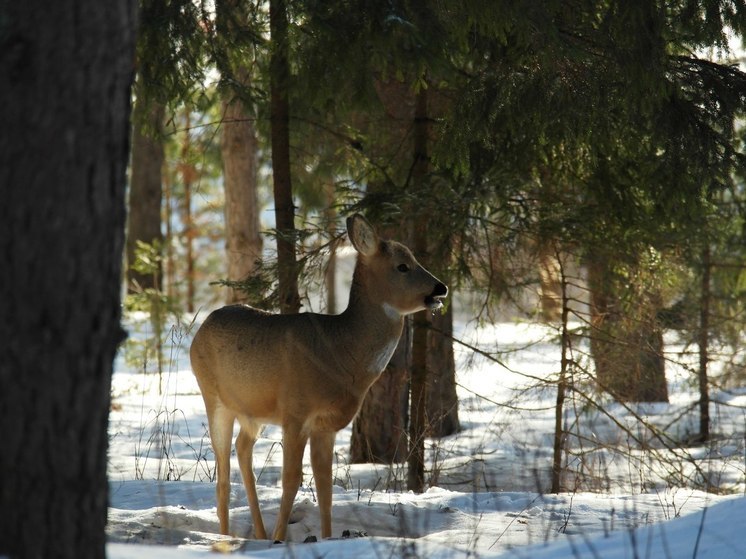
217,0,263,305
697,244,711,442
324,189,339,314
551,255,570,493
588,253,668,403
269,0,301,314
180,110,196,313
588,254,614,389
427,304,460,437
126,75,165,292
407,87,431,493
164,166,176,299
348,78,415,464
221,92,262,304
0,1,136,557
538,244,563,322
350,78,458,467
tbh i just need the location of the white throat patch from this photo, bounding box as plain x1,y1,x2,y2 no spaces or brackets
382,302,401,321
369,337,399,374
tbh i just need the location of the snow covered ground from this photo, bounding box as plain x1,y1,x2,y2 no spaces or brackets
107,313,746,558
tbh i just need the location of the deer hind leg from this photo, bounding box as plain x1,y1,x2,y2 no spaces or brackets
310,431,336,539
236,417,267,539
206,403,235,535
272,422,309,542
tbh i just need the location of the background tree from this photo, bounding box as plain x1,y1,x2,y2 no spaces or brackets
215,0,263,305
126,0,210,308
164,105,227,308
127,73,165,293
0,1,136,557
438,0,746,403
269,0,301,314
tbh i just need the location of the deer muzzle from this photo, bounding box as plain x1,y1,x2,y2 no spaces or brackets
425,282,448,311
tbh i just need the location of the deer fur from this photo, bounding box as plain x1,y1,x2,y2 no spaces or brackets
189,214,447,541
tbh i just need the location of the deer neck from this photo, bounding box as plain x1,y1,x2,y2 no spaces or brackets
337,261,404,383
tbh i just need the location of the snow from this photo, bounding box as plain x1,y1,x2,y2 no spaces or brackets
107,313,746,558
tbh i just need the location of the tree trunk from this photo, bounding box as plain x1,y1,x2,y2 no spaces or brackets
164,168,176,300
180,111,196,313
409,308,430,492
697,244,711,442
324,190,338,314
427,303,460,437
588,253,668,403
127,75,165,293
217,0,263,305
184,177,195,312
551,253,570,493
0,1,136,557
348,78,416,465
269,0,301,314
588,255,614,390
634,316,668,402
350,79,458,468
407,87,431,493
221,92,262,304
538,244,563,322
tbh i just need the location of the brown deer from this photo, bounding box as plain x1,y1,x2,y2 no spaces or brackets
189,214,447,541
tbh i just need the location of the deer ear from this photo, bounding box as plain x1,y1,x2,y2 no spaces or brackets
347,214,379,257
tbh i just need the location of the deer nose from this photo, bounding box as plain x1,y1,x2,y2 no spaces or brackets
432,282,448,298
424,282,448,311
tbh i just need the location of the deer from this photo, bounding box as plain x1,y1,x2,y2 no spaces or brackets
189,214,448,542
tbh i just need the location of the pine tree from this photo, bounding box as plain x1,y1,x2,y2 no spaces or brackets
437,0,746,403
216,0,263,304
270,0,301,314
127,73,165,293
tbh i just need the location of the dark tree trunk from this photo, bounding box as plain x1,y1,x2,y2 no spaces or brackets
350,80,458,471
126,75,164,293
164,167,176,299
588,255,615,389
634,320,668,402
348,78,415,465
269,0,301,314
697,244,712,442
324,189,339,314
180,111,196,313
0,1,136,557
588,254,668,403
427,304,460,437
551,256,570,493
408,87,431,493
409,308,430,491
349,78,457,466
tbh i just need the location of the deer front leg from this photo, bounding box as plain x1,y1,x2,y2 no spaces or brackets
272,423,308,542
310,431,335,539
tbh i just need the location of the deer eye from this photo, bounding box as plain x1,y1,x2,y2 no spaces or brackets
397,264,410,273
